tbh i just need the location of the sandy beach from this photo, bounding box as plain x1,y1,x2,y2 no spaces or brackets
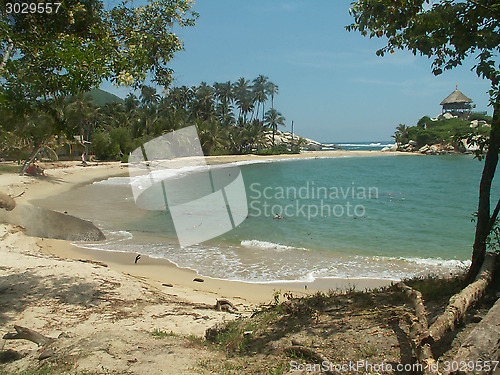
0,151,395,373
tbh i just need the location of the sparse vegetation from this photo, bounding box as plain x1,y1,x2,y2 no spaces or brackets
197,273,500,374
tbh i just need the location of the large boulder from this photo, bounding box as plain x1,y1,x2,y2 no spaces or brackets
419,145,430,154
0,193,15,211
0,204,105,241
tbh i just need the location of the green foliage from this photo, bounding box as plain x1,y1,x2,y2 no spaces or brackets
150,328,178,339
255,144,292,155
469,112,493,123
91,131,116,160
417,116,431,129
0,0,197,167
1,75,290,161
394,117,490,148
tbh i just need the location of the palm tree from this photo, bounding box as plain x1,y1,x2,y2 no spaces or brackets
252,75,268,120
140,85,160,107
266,81,279,110
392,124,409,144
124,93,140,113
214,81,234,125
233,78,253,123
191,82,215,121
66,93,99,146
264,108,286,147
196,119,229,155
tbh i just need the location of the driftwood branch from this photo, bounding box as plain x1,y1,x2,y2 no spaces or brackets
3,325,56,347
78,259,108,267
425,252,497,343
487,198,500,234
215,299,238,313
400,283,439,374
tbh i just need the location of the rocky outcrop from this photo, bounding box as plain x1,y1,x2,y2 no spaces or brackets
417,144,455,155
0,204,105,241
264,130,322,151
393,141,459,155
381,144,398,152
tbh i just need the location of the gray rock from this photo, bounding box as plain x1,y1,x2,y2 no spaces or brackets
0,204,105,241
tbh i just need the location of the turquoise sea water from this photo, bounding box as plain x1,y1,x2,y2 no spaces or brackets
38,154,500,283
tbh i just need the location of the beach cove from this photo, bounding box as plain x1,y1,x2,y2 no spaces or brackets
0,150,403,373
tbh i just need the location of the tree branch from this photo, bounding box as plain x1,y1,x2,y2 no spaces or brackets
400,283,439,374
487,197,500,234
3,325,56,347
425,252,497,343
0,38,14,71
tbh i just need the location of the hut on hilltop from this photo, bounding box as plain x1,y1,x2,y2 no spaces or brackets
440,87,475,119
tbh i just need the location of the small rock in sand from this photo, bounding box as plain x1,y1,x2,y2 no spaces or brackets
0,193,15,211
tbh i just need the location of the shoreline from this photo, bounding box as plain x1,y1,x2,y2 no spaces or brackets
1,151,397,306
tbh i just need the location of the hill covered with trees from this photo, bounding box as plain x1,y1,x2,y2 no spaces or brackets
392,113,492,154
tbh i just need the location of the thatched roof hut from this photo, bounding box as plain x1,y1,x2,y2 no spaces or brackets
440,88,474,118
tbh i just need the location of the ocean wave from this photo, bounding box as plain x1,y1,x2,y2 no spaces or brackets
71,236,471,284
400,256,471,268
72,230,133,250
241,239,309,252
241,239,295,251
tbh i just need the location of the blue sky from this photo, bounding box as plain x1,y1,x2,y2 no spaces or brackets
101,0,493,143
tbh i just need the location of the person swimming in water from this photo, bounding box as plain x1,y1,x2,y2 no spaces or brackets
273,213,284,219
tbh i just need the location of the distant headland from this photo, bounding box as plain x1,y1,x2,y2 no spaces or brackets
385,88,492,155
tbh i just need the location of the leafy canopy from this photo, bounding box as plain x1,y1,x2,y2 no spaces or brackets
347,0,500,103
0,0,197,108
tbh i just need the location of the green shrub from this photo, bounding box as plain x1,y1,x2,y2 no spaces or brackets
469,112,493,123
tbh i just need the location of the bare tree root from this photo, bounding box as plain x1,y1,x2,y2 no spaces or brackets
425,252,497,344
3,325,56,347
400,252,498,373
400,283,439,374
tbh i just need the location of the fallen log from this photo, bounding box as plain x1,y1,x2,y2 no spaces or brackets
425,252,497,344
447,296,500,375
3,325,56,346
78,259,108,267
400,283,439,374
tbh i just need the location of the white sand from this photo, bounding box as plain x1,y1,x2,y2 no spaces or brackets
0,154,395,373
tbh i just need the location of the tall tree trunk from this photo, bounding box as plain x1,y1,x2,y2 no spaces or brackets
0,38,14,71
466,101,500,283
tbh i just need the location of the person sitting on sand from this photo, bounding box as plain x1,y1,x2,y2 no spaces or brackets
273,213,284,219
25,163,45,176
